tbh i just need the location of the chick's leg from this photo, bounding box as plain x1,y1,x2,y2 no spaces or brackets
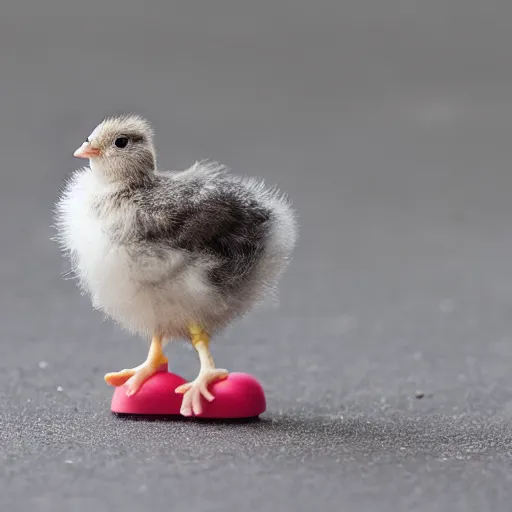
175,324,228,416
104,334,168,396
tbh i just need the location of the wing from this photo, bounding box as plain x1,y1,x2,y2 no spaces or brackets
133,171,273,287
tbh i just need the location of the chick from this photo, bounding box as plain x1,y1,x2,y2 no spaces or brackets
55,114,297,416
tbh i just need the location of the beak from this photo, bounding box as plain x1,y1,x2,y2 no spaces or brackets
73,142,101,159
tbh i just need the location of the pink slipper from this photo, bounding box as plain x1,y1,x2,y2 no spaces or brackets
111,365,266,419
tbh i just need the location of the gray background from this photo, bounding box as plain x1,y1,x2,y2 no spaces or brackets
2,1,512,511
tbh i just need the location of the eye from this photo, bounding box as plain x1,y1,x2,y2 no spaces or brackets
114,136,129,148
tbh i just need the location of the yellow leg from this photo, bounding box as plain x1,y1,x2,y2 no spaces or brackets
175,323,228,416
189,323,215,368
104,334,168,396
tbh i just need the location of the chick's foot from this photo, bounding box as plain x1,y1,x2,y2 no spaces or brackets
104,334,167,396
104,359,167,396
175,368,228,416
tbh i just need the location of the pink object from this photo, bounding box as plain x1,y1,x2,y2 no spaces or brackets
110,364,266,419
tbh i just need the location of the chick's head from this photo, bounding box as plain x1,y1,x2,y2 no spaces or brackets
74,114,156,184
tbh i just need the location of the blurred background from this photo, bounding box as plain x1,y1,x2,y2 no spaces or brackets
3,1,512,511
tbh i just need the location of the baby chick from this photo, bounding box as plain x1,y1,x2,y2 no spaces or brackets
55,114,297,416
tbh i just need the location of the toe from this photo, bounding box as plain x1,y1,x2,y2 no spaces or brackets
104,369,135,387
199,384,215,402
192,389,203,416
175,383,192,395
180,392,193,416
124,366,157,396
212,369,229,380
124,374,142,396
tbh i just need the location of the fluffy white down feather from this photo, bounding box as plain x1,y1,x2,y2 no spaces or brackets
55,161,297,341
